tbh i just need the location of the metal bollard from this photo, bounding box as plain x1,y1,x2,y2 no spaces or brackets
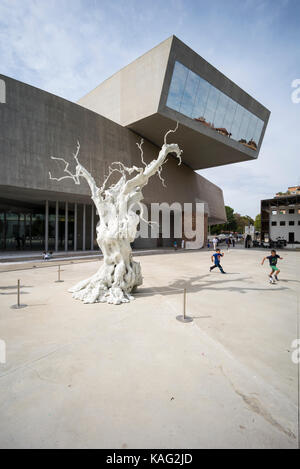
55,265,64,283
176,288,193,323
17,279,20,306
11,279,27,309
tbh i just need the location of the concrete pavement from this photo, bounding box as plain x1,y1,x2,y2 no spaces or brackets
0,248,299,448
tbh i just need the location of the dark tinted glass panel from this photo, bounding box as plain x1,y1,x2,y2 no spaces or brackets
0,212,5,249
238,108,251,142
77,204,83,250
48,202,56,250
253,118,264,146
166,62,188,112
231,104,244,140
246,113,257,142
31,211,45,250
180,70,199,117
166,61,265,148
68,204,75,250
222,97,237,136
204,86,220,125
192,77,210,119
214,93,229,129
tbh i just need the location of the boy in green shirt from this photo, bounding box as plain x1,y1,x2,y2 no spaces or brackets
261,250,283,284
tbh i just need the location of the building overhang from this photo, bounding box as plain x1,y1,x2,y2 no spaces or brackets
78,35,270,171
127,111,259,170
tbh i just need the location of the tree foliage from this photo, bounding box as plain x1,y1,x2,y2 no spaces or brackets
210,206,255,235
254,213,261,231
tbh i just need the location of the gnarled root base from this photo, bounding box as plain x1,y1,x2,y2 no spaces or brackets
68,259,143,305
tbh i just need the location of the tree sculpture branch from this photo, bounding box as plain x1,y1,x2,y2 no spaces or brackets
49,124,182,304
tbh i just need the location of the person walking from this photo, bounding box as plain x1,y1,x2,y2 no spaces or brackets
261,250,283,284
212,236,218,251
209,248,226,274
225,237,231,250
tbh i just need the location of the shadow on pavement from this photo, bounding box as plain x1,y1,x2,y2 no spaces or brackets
136,274,289,297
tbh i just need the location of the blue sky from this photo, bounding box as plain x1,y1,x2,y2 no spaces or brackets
0,0,299,218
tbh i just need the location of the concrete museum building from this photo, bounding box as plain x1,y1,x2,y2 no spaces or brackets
0,36,270,252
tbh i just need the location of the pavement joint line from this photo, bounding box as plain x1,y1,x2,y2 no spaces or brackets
143,281,298,435
0,339,85,380
0,295,177,379
194,324,298,413
146,276,299,416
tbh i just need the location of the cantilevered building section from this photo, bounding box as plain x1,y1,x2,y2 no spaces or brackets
78,35,270,170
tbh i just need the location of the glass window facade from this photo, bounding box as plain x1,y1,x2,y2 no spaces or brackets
0,199,96,251
166,61,265,151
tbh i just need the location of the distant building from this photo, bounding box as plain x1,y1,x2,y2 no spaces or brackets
261,191,300,245
276,186,300,197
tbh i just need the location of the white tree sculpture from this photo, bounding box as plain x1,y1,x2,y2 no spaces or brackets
49,126,182,305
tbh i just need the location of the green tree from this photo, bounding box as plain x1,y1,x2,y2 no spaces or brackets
210,207,255,235
254,213,261,231
210,206,237,234
225,206,237,231
234,214,254,233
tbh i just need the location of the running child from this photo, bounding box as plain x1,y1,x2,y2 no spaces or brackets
209,248,226,274
261,250,283,283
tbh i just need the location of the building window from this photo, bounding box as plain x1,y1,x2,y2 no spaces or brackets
166,61,264,149
298,221,300,225
289,209,295,214
279,210,286,214
289,221,295,226
271,221,277,226
280,221,286,226
272,210,277,215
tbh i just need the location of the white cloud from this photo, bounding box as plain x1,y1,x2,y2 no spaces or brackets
0,0,298,219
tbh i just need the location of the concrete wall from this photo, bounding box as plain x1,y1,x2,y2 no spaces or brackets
269,207,300,243
78,37,172,126
0,74,226,224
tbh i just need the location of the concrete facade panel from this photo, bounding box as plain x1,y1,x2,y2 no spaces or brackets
78,37,172,126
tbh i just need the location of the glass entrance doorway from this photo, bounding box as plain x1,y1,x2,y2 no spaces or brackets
0,198,96,252
0,200,45,251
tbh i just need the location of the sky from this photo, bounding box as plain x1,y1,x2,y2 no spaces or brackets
0,0,299,218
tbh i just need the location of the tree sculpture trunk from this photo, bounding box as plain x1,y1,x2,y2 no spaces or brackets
49,127,182,304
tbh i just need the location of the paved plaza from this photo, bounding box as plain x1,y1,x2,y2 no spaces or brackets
0,248,299,448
